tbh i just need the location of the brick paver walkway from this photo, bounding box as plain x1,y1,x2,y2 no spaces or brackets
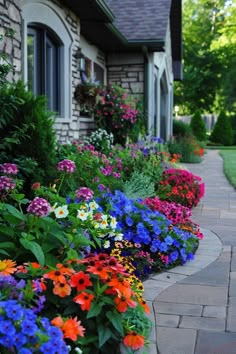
143,149,236,354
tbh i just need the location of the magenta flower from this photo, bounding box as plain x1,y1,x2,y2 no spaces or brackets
27,197,51,217
0,176,16,191
0,163,18,175
57,159,76,173
76,187,94,201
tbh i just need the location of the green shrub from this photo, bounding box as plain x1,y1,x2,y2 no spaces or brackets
0,81,57,195
167,137,204,163
173,119,192,138
210,111,234,146
190,110,206,141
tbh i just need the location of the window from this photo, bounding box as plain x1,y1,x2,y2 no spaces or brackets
81,56,104,85
27,25,61,113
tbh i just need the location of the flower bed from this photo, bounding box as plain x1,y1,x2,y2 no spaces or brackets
0,142,205,353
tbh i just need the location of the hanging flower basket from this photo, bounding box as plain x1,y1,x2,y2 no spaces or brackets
74,83,100,114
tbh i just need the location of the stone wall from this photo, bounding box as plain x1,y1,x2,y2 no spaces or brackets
51,0,81,144
107,63,144,100
0,0,22,82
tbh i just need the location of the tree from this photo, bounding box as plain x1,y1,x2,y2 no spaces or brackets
190,110,207,141
210,111,234,145
175,0,235,114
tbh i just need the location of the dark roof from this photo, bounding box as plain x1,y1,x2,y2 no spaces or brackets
105,0,172,42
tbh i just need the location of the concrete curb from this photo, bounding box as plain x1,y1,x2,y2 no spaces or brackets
142,228,223,354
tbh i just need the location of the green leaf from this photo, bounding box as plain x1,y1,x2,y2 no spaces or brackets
0,249,10,256
86,301,104,319
0,241,15,249
97,324,112,347
0,226,14,237
5,204,26,221
106,311,124,336
20,239,45,266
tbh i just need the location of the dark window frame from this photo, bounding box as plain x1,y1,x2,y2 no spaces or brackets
27,24,62,114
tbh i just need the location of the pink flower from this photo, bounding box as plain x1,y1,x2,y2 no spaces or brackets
0,176,16,191
27,197,51,217
0,163,18,175
76,187,94,201
57,159,76,173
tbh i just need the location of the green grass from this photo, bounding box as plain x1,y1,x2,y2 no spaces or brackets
219,150,236,188
206,145,236,150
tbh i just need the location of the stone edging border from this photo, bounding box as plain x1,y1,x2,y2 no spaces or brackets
141,228,223,354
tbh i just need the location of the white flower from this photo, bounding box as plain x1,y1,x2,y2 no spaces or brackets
103,240,110,249
77,210,89,221
114,233,123,241
99,215,108,229
110,216,117,229
89,201,99,211
54,205,69,219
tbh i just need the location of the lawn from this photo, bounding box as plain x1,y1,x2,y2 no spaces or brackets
218,150,236,188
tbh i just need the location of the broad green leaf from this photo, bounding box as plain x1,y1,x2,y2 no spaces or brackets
20,239,44,266
5,204,26,221
0,249,10,256
106,311,124,335
86,301,103,319
0,241,15,249
97,324,112,347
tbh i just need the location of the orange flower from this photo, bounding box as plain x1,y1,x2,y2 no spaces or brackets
86,264,109,280
56,263,75,276
108,277,131,295
69,271,92,291
0,259,17,275
114,292,137,312
138,299,150,314
44,269,66,284
123,332,145,350
51,316,85,341
73,292,94,311
53,281,71,298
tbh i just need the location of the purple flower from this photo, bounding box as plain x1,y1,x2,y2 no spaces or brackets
27,197,51,217
0,163,18,175
76,187,94,201
0,176,16,191
57,159,76,173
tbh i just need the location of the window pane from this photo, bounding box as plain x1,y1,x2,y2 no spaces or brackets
94,63,104,84
27,32,36,92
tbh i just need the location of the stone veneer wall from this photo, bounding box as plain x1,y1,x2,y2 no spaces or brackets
0,0,22,82
107,64,144,99
51,0,81,144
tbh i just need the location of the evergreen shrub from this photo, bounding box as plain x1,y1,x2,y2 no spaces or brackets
173,119,192,138
210,111,234,146
190,110,206,141
0,81,57,195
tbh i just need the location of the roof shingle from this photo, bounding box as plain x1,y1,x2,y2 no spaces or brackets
105,0,172,41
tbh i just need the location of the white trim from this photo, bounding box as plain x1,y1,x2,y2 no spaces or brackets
21,0,73,121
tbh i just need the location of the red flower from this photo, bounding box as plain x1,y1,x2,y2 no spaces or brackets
114,292,137,312
123,332,145,350
73,292,94,311
69,271,92,291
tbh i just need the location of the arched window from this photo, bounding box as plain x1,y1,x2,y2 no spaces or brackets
27,25,62,113
22,1,73,120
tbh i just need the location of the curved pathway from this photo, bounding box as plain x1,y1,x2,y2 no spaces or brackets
143,150,236,354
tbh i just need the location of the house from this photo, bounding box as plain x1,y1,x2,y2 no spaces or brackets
0,0,182,143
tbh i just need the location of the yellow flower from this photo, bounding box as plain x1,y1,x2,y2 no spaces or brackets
0,259,17,275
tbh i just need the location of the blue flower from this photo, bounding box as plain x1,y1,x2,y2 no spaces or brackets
5,303,23,321
165,235,174,245
0,319,16,335
125,215,134,226
21,319,38,336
